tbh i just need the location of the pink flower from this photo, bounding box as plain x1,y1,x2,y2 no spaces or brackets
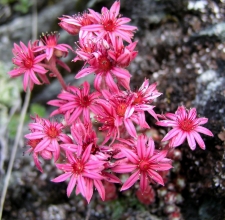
131,79,162,124
51,144,105,203
81,1,137,43
156,106,214,150
108,37,138,67
59,12,94,37
73,38,97,62
25,116,53,172
48,81,101,124
112,135,172,192
25,116,72,162
95,90,138,142
8,41,48,91
25,138,51,172
61,120,101,156
95,101,119,144
75,39,131,92
36,32,73,61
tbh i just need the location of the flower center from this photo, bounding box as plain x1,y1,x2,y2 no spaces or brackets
179,118,194,132
103,20,116,32
46,125,60,138
139,160,150,171
80,95,90,107
98,56,112,71
28,139,42,149
80,13,92,26
72,160,84,174
133,94,142,105
46,35,57,47
116,103,127,117
23,58,34,69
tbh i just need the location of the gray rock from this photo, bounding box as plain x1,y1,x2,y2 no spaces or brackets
191,22,225,42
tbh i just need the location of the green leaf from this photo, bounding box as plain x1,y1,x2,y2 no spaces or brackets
30,103,46,117
111,200,125,220
8,114,29,138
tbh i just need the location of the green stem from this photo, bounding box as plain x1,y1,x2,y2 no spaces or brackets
0,89,31,219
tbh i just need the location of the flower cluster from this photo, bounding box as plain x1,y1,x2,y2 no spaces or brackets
9,1,213,204
9,32,72,91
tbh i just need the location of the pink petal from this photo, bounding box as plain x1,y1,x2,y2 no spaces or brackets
111,67,131,78
81,24,103,31
105,72,119,93
187,132,196,150
28,123,43,130
83,171,103,180
51,172,72,182
75,67,95,79
110,0,120,18
56,163,73,172
124,119,137,138
52,139,60,162
149,150,167,163
114,29,132,43
156,120,178,127
88,9,101,21
140,172,148,192
94,180,105,201
102,172,121,184
29,69,41,85
192,131,206,150
35,138,51,152
68,107,82,124
112,164,137,173
121,170,140,191
195,126,213,137
120,148,139,164
150,163,172,171
188,108,197,120
136,135,146,159
177,106,187,120
34,54,46,63
77,175,86,197
85,160,105,170
46,47,54,60
25,132,44,140
83,81,90,96
196,117,208,125
32,64,47,74
119,24,137,31
8,68,23,77
174,131,187,147
94,73,102,91
82,143,92,163
146,138,155,158
67,175,77,197
23,72,29,91
125,106,134,119
164,113,177,121
117,18,132,25
147,170,164,185
32,153,43,172
60,102,77,111
85,178,93,203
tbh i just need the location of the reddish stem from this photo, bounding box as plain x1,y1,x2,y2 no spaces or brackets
45,58,68,91
50,64,67,90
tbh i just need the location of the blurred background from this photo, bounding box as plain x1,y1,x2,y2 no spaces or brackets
0,0,225,219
